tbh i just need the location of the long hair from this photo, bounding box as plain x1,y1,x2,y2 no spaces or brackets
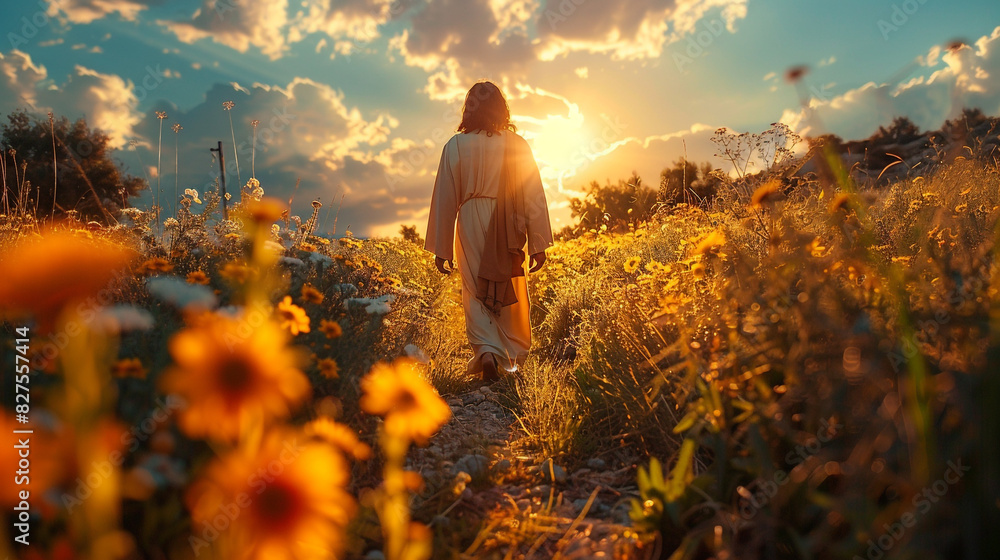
457,81,517,135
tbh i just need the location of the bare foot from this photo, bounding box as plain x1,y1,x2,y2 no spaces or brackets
481,353,499,382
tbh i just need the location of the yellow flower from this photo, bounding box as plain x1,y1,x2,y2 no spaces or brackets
112,358,147,379
319,319,343,339
623,256,641,274
360,359,451,446
299,242,317,252
224,232,241,242
644,260,670,274
186,270,210,285
141,256,174,274
301,284,324,304
245,197,286,224
691,262,706,279
750,179,781,207
694,229,726,255
186,428,355,559
220,262,250,284
277,296,311,335
829,193,852,213
159,314,310,442
339,237,362,249
318,357,339,379
305,418,372,460
0,230,136,332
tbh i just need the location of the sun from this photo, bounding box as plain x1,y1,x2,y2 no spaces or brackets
517,112,595,185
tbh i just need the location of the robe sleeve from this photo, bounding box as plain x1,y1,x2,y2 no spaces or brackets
424,137,461,260
516,136,554,255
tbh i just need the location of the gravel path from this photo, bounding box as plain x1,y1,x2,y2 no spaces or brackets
406,385,650,559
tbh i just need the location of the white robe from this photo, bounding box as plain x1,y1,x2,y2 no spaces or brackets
424,130,553,374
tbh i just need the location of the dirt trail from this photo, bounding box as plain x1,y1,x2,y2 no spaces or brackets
406,384,648,559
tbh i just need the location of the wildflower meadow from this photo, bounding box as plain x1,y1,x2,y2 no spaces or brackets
0,98,997,560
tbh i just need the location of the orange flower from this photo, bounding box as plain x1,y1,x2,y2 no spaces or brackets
186,428,355,559
304,418,372,460
301,284,324,304
159,314,310,442
360,359,451,445
244,197,286,224
277,296,310,335
0,230,136,332
220,262,250,284
319,319,342,339
317,357,339,379
140,256,174,274
186,270,210,285
750,180,782,208
112,358,147,379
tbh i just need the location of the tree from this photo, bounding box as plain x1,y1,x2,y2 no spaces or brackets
1,109,147,222
568,172,658,234
871,116,922,145
658,159,721,205
399,224,423,246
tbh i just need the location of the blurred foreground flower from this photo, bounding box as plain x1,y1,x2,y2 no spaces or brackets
360,358,450,446
186,428,355,560
0,230,136,331
159,314,310,441
304,417,372,460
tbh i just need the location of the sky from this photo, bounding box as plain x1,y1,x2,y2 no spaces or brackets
1,0,998,236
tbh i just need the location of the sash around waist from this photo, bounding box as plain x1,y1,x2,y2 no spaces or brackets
459,195,496,208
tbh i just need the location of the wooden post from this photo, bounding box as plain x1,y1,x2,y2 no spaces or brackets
210,141,228,220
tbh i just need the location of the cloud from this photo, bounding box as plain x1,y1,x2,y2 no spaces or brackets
157,0,392,61
781,27,1000,140
288,0,393,44
113,78,444,237
159,0,291,60
0,50,141,148
536,0,748,61
46,0,162,24
383,0,749,101
388,0,536,101
0,50,47,110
